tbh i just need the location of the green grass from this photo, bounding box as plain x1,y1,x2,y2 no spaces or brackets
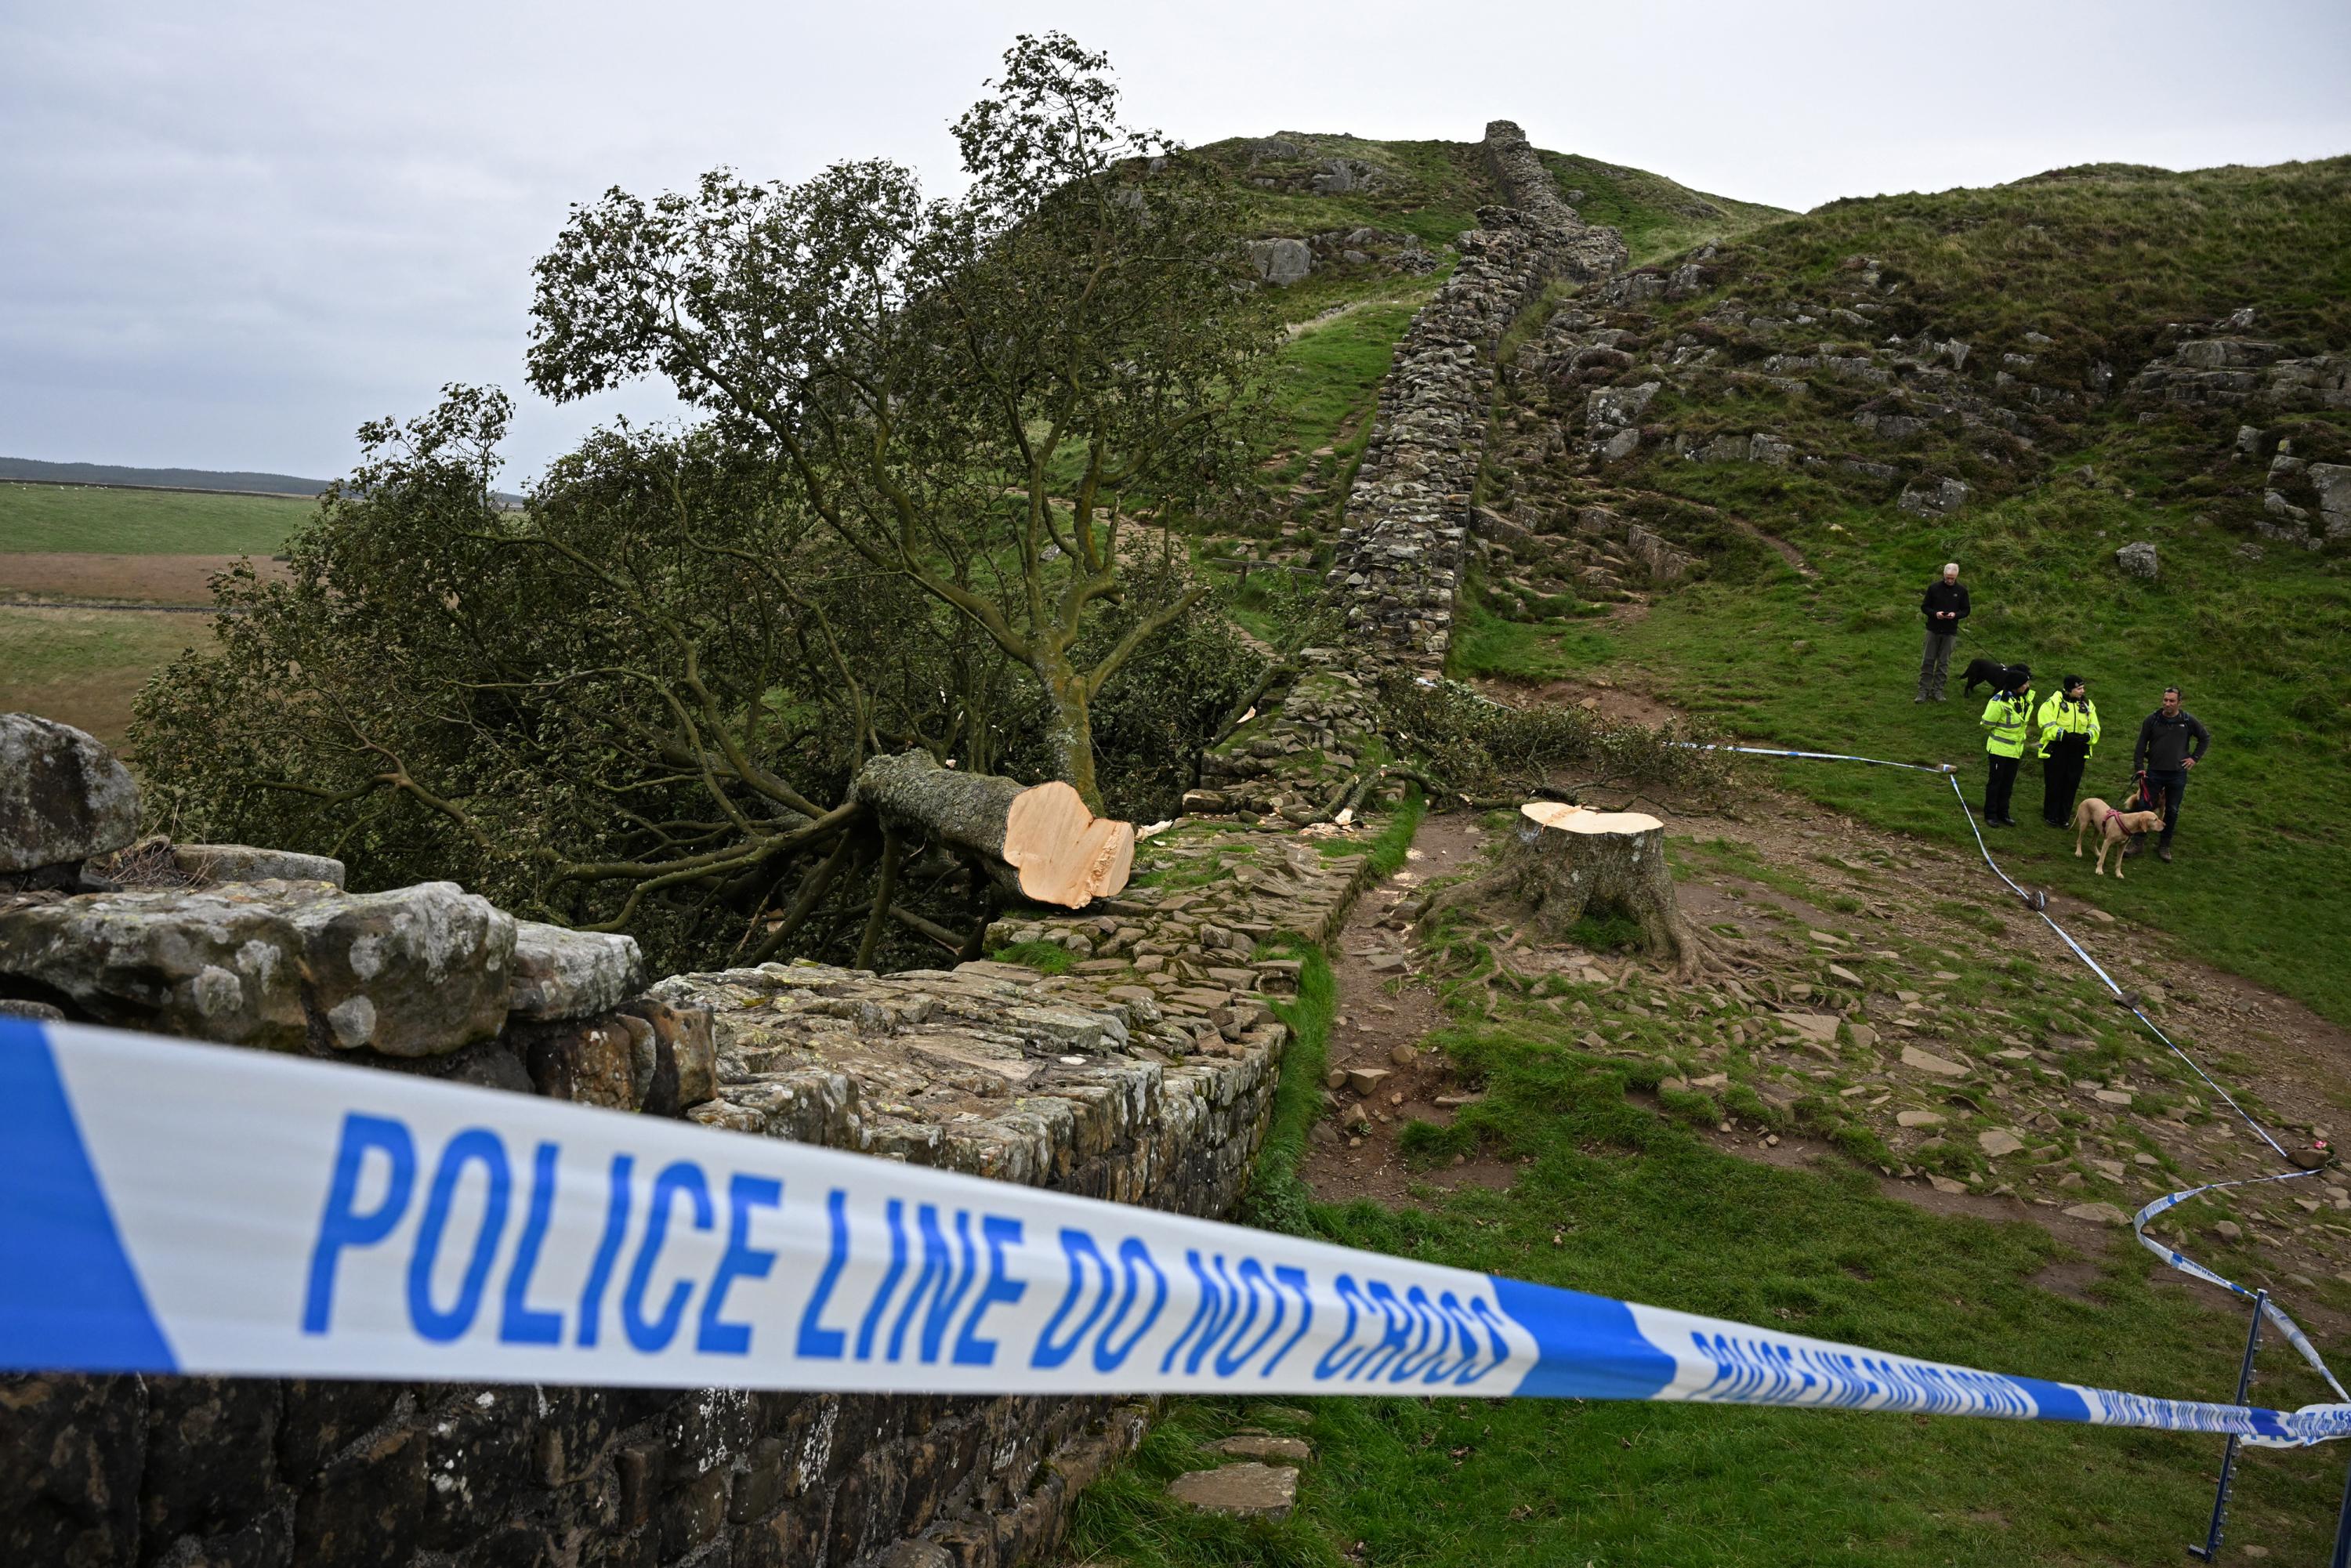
0,604,212,746
987,940,1074,975
0,482,311,555
1071,973,2344,1565
1570,463,2351,1027
1538,150,1791,264
1464,154,2351,1027
1268,300,1425,464
1447,596,1621,683
1659,157,2351,360
1198,135,1488,253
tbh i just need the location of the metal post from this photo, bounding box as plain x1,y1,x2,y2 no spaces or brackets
2188,1290,2265,1562
2332,1443,2351,1568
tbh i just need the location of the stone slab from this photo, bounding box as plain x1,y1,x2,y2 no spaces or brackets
1168,1462,1299,1518
509,919,645,1021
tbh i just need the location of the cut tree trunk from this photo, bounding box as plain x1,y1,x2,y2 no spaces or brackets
849,751,1132,909
1498,801,1695,971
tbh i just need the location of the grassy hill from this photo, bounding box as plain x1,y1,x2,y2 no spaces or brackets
1079,156,2351,1554
0,456,327,494
1201,132,1790,640
1460,155,2351,1025
1198,129,1790,324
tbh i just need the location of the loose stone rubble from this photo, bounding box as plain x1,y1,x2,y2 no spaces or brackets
1194,654,1387,821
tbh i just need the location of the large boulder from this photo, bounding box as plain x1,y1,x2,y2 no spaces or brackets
1898,478,1970,518
2310,462,2351,539
2114,541,2160,579
0,715,141,873
1585,380,1660,427
1244,237,1313,287
0,879,516,1056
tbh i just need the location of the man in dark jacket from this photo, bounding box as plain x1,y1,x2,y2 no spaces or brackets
2128,686,2210,863
1916,562,1969,703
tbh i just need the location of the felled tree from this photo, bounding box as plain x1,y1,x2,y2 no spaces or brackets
134,396,1244,972
525,32,1275,812
132,38,1267,974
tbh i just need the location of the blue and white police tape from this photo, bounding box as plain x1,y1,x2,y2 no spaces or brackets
4,1018,2347,1447
1674,734,2346,1403
2135,1172,2347,1403
1678,741,1957,776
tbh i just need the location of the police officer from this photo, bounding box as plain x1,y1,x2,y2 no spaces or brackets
1980,664,2034,827
2035,674,2100,827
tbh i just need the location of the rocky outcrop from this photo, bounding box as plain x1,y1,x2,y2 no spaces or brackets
2254,444,2351,547
0,714,140,875
2130,331,2351,411
1324,122,1628,672
1245,236,1313,286
1898,477,1971,519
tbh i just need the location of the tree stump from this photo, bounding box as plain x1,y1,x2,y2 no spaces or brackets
1498,802,1694,971
850,751,1133,908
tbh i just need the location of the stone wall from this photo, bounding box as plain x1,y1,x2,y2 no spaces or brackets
0,708,1383,1568
1324,121,1626,672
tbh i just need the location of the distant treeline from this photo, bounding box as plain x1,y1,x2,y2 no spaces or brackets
0,456,326,497
1,458,525,508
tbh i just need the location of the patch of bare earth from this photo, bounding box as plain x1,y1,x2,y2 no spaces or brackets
1302,809,1517,1208
1305,687,2351,1332
0,552,288,605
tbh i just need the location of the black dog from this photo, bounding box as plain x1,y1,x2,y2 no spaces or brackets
1962,657,2026,697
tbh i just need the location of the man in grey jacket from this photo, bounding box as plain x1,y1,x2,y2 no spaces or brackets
2128,686,2210,863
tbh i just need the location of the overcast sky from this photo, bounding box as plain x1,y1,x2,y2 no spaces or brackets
5,0,2347,483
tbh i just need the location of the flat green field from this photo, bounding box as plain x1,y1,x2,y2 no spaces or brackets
0,482,311,555
0,605,212,748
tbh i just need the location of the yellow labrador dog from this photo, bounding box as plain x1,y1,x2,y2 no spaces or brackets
2073,796,2165,878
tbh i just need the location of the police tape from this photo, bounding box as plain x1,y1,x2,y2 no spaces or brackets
1675,734,2347,1407
3,1017,2347,1447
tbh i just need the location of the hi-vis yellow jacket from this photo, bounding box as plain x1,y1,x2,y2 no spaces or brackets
2034,693,2100,759
1982,687,2036,759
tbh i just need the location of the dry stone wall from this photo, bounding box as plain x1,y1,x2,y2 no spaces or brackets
0,712,1381,1568
1324,121,1626,671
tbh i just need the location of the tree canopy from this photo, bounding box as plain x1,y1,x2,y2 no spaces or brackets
134,35,1271,974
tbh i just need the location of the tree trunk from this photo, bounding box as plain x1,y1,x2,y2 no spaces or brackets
849,751,1132,908
1500,801,1694,970
1036,663,1103,813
